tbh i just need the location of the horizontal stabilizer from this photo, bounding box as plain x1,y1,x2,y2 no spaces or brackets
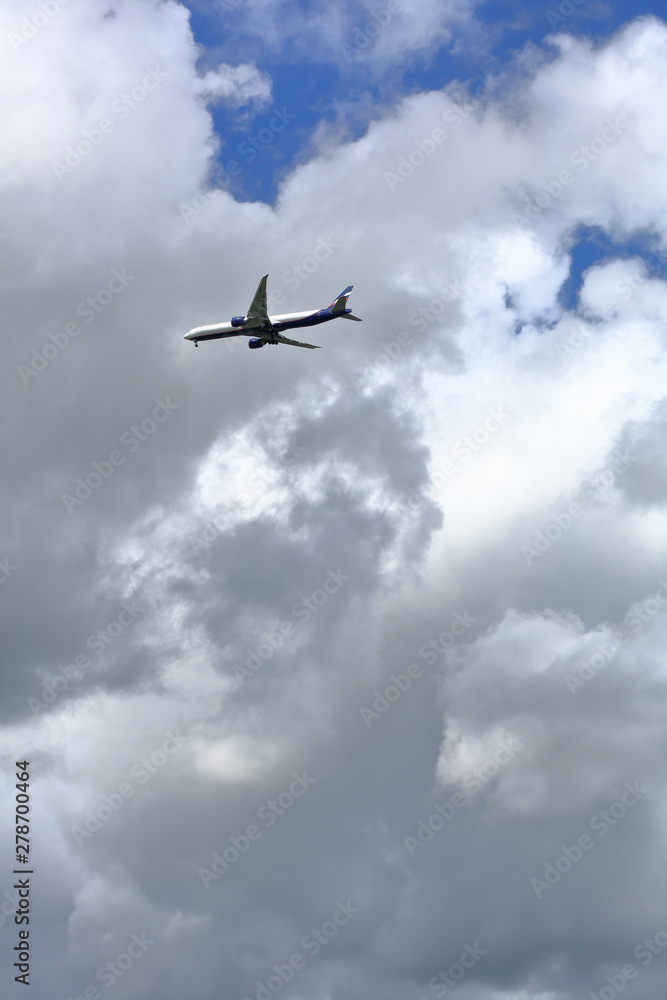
273,333,321,349
331,294,349,314
340,313,362,321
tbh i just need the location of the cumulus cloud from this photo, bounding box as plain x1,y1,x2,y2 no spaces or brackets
3,5,667,1000
196,62,272,110
192,0,477,71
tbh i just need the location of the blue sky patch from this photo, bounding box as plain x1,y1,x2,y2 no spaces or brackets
180,0,663,204
559,223,667,310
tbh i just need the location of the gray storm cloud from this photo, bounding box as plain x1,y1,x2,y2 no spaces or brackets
1,4,667,1000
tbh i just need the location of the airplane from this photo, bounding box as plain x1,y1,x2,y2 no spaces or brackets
184,274,361,350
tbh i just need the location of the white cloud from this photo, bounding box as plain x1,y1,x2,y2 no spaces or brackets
191,0,477,71
4,7,667,1000
194,736,273,781
196,62,272,110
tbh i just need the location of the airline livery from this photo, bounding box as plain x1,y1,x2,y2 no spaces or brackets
184,274,361,350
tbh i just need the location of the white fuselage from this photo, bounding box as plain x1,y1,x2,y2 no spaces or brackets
185,310,324,343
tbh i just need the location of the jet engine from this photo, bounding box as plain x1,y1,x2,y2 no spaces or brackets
248,338,265,349
231,315,245,327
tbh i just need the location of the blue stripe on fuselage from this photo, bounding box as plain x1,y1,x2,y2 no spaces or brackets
272,311,331,332
191,310,350,342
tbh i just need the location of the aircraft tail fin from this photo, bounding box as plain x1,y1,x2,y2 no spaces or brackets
325,285,353,315
246,274,269,325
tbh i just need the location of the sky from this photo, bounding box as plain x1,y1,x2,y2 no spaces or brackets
3,1,667,999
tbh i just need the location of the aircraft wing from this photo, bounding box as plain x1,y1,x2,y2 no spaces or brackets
246,274,269,327
271,333,321,349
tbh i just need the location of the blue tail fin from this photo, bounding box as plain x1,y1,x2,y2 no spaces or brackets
323,285,353,315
